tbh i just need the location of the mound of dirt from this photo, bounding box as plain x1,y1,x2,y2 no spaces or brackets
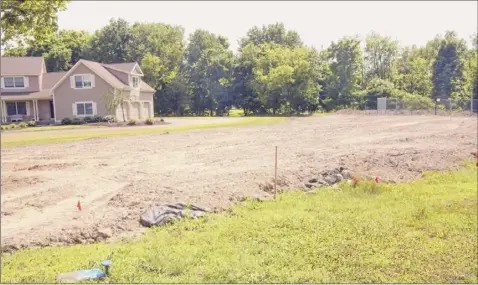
1,115,476,252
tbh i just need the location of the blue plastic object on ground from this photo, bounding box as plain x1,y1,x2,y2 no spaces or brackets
56,260,112,282
56,269,105,281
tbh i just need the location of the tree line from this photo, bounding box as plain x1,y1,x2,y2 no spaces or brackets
3,3,477,116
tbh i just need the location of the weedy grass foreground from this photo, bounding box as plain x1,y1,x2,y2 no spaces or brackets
1,163,477,283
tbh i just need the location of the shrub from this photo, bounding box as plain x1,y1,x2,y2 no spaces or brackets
127,119,136,126
145,118,154,125
93,115,105,122
83,116,94,123
159,118,164,122
103,115,116,123
18,122,28,128
71,118,84,125
61,118,72,125
1,125,7,131
9,124,17,129
27,120,36,127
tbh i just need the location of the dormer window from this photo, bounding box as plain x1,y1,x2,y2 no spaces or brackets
132,76,140,88
2,76,25,88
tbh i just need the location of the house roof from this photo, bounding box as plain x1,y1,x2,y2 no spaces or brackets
1,57,155,94
42,72,67,89
0,57,44,76
81,60,126,89
140,81,156,92
102,62,138,74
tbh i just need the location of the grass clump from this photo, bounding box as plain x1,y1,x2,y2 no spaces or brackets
1,117,285,148
127,119,136,126
1,164,476,283
18,122,28,128
145,118,154,125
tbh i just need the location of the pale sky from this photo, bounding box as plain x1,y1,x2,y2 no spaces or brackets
58,1,477,51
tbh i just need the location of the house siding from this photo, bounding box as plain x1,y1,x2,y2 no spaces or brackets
1,75,40,93
54,63,113,121
38,100,51,121
139,91,154,118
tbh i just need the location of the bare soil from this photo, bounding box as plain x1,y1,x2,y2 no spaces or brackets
1,114,477,251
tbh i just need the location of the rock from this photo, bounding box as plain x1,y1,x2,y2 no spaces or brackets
331,168,341,175
140,203,207,227
298,182,308,189
341,169,353,179
244,193,271,202
305,182,318,189
335,174,344,182
97,228,112,239
324,175,337,185
308,177,318,183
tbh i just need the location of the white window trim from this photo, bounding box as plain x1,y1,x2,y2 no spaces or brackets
73,74,93,90
74,101,96,117
6,101,28,116
131,76,140,88
2,76,27,89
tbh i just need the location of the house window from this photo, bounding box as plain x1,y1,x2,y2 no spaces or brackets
6,102,27,116
132,76,140,88
3,77,25,88
76,102,94,116
74,75,92,89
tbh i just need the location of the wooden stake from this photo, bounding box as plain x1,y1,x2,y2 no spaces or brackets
274,146,278,199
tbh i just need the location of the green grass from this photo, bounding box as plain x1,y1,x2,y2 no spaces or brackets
7,125,104,132
2,164,477,283
1,117,286,148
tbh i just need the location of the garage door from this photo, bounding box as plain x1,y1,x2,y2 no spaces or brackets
142,102,151,119
128,102,140,120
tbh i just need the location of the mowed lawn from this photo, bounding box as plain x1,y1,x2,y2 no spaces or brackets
2,163,476,283
0,117,286,148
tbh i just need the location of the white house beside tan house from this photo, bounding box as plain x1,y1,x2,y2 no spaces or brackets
0,57,156,124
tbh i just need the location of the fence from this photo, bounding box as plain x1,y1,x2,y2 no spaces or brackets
375,97,478,114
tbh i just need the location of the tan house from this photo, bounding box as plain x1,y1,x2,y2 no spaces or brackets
0,57,155,124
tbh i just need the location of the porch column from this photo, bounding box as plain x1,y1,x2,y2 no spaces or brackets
31,100,36,121
0,100,4,123
2,100,7,123
35,100,40,121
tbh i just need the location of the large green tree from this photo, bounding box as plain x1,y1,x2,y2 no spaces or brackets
249,44,320,114
1,0,69,44
364,31,399,81
234,23,304,115
239,22,303,50
129,22,185,89
393,47,432,96
431,31,468,101
87,18,133,63
186,30,233,116
325,36,363,108
17,30,91,72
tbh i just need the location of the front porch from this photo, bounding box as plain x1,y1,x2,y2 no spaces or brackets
0,99,54,124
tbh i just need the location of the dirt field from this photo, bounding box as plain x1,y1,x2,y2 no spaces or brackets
1,114,477,251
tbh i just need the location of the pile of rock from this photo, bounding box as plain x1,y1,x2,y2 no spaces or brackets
302,167,354,190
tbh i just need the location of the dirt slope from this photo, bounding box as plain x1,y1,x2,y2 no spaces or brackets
1,114,477,251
